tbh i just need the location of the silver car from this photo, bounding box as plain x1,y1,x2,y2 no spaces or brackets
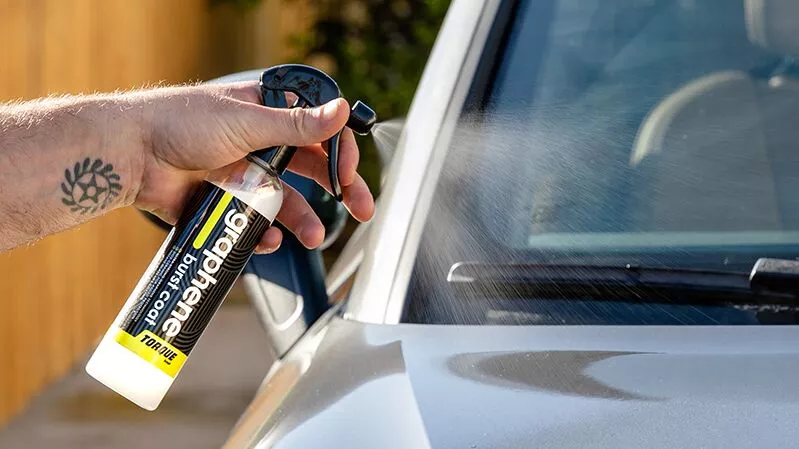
219,0,799,447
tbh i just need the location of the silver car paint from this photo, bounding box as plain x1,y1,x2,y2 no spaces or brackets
231,317,799,448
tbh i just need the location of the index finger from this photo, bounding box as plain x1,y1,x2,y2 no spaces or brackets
338,128,359,187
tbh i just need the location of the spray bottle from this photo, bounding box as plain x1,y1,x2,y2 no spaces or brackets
85,64,376,410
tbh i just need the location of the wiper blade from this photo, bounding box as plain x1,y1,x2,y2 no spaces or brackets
447,259,799,308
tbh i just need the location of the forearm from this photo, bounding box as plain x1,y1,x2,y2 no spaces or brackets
0,95,145,250
0,81,374,254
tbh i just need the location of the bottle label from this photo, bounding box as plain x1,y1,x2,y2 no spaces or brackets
115,182,272,377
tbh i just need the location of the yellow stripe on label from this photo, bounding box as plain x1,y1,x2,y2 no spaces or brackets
115,329,187,378
193,191,233,249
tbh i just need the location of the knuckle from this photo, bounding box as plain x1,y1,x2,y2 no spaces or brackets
226,83,260,103
288,107,310,138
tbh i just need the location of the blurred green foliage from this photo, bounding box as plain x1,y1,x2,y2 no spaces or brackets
297,0,449,264
214,0,450,265
294,0,449,120
295,0,450,266
293,0,450,193
213,0,449,192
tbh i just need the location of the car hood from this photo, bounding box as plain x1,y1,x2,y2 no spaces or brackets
231,317,799,449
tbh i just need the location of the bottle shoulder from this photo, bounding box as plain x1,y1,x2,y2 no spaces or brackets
207,160,284,220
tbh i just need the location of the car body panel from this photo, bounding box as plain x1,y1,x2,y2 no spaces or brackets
230,317,799,448
224,0,799,447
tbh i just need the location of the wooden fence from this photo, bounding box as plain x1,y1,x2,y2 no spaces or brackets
0,0,309,425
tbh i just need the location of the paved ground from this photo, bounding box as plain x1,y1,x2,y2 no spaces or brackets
0,305,275,449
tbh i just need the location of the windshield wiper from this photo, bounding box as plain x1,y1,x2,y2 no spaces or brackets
447,258,799,308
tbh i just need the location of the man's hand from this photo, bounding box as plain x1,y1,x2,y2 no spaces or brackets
130,82,374,254
0,82,374,253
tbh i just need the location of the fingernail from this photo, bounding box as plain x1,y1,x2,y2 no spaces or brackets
352,191,375,221
300,224,325,248
321,100,340,122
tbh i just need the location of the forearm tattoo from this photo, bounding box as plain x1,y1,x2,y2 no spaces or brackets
61,157,121,214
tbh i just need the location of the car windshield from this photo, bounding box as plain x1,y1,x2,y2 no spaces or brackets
402,0,799,325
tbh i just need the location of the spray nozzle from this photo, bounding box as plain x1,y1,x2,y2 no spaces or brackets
251,64,377,201
347,101,377,135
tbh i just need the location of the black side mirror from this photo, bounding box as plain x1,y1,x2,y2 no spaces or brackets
139,68,349,358
241,171,346,358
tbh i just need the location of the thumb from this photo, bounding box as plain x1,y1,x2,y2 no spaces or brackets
232,97,351,150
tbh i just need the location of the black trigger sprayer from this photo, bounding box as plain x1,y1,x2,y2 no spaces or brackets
86,65,377,410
